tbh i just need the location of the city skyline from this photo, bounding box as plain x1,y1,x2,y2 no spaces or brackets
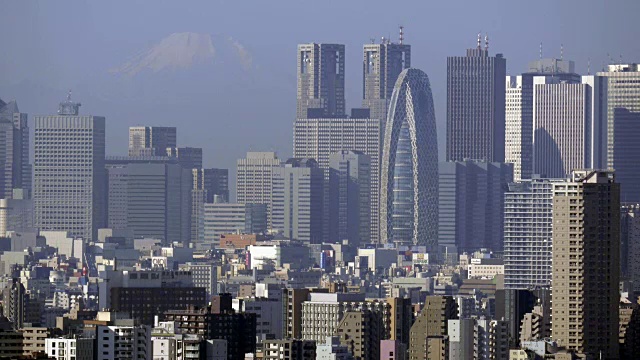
2,1,638,194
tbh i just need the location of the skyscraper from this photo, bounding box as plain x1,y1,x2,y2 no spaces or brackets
328,150,371,247
409,296,457,360
297,43,345,119
503,178,562,289
236,152,282,229
446,37,506,162
105,156,192,244
532,75,607,178
621,204,640,295
505,59,580,181
597,64,640,202
293,117,381,242
362,37,411,121
438,160,513,253
380,68,438,247
34,95,105,241
551,170,619,358
272,158,324,244
203,203,267,243
0,98,30,198
166,146,203,169
128,126,177,157
191,168,229,243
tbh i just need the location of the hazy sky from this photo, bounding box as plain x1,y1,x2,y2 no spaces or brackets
1,0,638,198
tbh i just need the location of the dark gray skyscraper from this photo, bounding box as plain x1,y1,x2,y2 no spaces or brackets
0,98,30,199
447,36,506,162
380,68,438,247
34,94,105,241
297,43,345,118
438,160,513,253
328,150,371,247
362,35,411,121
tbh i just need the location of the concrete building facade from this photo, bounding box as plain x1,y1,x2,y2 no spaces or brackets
551,170,620,358
362,40,411,122
297,43,345,119
447,42,506,163
293,117,381,243
598,64,640,202
34,96,105,241
236,152,282,229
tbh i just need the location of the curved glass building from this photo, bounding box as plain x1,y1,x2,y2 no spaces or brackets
380,68,438,247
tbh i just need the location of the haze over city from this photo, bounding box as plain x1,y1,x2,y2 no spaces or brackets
2,0,639,196
0,1,639,359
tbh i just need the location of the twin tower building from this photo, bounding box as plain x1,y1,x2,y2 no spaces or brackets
295,38,504,248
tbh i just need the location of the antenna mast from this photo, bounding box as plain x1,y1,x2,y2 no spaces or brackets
399,26,404,45
477,32,481,49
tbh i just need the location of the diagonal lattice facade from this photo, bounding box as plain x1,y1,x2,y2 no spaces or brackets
380,68,438,247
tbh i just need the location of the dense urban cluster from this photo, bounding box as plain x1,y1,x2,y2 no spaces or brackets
0,31,639,360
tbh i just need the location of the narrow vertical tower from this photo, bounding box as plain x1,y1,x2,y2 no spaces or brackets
380,68,438,247
551,170,620,359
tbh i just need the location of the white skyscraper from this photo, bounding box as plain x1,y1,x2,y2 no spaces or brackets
236,152,282,229
504,59,581,181
532,75,606,178
503,178,562,289
34,94,105,241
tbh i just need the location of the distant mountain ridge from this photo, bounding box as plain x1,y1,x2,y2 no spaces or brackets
110,32,252,77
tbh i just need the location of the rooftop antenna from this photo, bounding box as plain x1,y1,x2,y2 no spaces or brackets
587,58,591,75
477,32,482,49
560,43,564,60
539,42,543,60
399,26,404,45
370,38,375,44
67,89,72,102
484,33,489,51
381,36,385,44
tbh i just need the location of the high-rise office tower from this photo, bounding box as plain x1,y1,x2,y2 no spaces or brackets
438,160,513,253
294,117,381,242
166,146,203,169
0,99,30,199
362,37,411,121
297,43,345,119
551,170,620,358
272,158,324,244
328,150,371,247
505,59,580,181
598,64,640,202
128,126,177,157
106,157,192,244
447,36,506,162
532,75,607,178
236,152,282,229
503,178,562,289
34,95,105,241
380,68,438,247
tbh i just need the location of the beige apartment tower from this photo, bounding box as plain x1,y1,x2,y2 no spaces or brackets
551,170,620,359
409,296,457,360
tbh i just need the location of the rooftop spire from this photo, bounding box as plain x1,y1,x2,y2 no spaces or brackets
399,25,404,45
477,32,482,49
